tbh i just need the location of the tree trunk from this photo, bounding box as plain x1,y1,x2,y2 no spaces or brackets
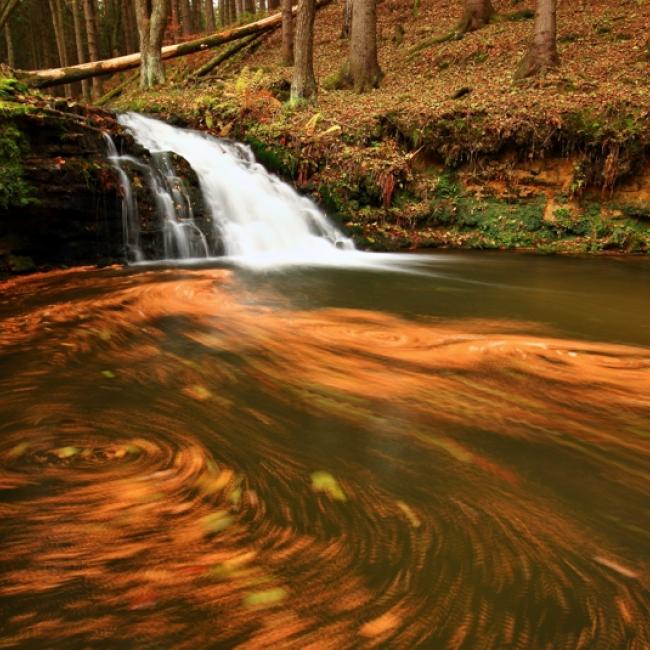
268,0,279,9
514,0,558,79
135,0,168,88
244,0,255,15
83,0,103,96
340,0,351,38
457,0,493,34
122,0,137,51
16,1,332,88
70,0,91,100
0,0,20,33
191,0,203,30
180,0,193,34
205,0,216,31
290,0,315,101
49,0,73,95
3,22,13,67
281,0,293,64
349,0,382,92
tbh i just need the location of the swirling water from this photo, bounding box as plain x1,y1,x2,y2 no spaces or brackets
0,253,649,648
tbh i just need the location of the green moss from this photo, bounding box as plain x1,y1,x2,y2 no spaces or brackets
0,123,33,210
244,136,298,179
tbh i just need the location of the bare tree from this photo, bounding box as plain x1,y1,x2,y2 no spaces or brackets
0,0,21,32
290,0,316,101
134,0,168,88
514,0,558,79
49,0,73,95
83,0,103,96
180,0,193,34
70,0,91,100
340,0,351,38
349,0,381,92
457,0,493,34
281,0,292,64
205,0,216,31
3,22,14,67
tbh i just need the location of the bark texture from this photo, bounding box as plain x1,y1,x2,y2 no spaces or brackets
3,22,13,67
349,0,382,92
0,0,20,32
290,0,316,101
205,0,216,31
457,0,494,34
83,0,103,96
281,0,293,64
514,0,559,79
70,0,91,100
134,0,168,88
340,0,351,38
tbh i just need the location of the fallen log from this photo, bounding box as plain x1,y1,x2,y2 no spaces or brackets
191,33,264,80
14,0,332,90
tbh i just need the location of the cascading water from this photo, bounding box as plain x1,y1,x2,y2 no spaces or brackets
104,132,210,262
114,112,358,268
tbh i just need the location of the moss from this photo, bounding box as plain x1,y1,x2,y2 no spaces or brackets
244,136,298,179
0,123,33,210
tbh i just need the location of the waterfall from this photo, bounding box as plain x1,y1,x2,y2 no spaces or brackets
112,113,357,269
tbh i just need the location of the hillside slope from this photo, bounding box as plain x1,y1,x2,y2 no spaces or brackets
114,0,650,253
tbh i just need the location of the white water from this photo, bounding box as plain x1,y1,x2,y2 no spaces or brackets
116,113,430,271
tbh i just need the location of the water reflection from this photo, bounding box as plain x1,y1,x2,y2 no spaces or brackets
0,264,648,648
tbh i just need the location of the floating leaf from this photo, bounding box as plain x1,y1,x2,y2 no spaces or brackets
7,442,29,459
200,510,233,533
101,370,116,379
360,612,400,637
183,384,211,401
310,471,347,502
243,588,287,609
57,446,79,459
396,501,421,528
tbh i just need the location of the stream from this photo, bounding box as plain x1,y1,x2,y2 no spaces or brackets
1,253,649,648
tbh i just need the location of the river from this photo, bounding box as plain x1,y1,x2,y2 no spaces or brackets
0,252,649,648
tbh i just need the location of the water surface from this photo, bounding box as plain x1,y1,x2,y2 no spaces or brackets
1,252,649,648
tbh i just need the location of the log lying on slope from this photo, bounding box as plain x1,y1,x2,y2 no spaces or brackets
15,0,332,90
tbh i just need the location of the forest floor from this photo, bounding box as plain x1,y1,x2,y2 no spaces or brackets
110,0,650,252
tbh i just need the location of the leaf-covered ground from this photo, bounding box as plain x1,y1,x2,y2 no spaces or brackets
110,0,650,253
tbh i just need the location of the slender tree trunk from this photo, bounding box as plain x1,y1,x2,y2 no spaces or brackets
135,0,168,88
49,0,73,95
180,0,193,33
205,0,216,31
0,0,20,33
514,0,558,79
340,0,351,38
121,0,136,51
3,22,13,67
457,0,493,34
268,0,279,10
235,0,243,20
244,0,255,15
281,0,293,64
83,0,103,96
191,0,202,30
349,0,382,92
290,0,316,101
70,0,91,100
217,0,224,25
